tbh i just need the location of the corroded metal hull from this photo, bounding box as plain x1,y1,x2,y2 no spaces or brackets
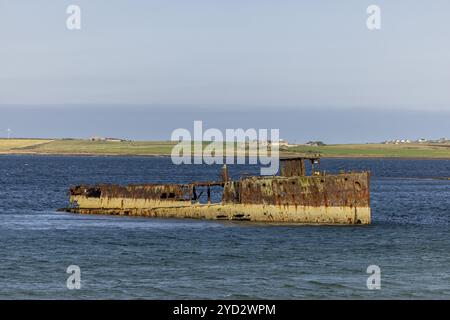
63,166,371,224
65,202,371,224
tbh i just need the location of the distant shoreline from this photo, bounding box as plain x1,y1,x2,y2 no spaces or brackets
1,138,449,160
1,151,450,161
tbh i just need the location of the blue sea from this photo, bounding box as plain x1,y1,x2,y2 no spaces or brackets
0,156,449,299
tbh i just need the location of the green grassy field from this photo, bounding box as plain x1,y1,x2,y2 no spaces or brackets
283,143,450,158
1,139,450,158
0,139,53,152
2,139,177,155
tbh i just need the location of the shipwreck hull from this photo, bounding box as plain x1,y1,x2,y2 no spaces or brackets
65,202,370,224
64,168,371,224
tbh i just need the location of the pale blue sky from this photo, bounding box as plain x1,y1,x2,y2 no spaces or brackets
0,1,449,142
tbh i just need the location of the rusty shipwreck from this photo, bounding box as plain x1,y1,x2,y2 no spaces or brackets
62,157,371,224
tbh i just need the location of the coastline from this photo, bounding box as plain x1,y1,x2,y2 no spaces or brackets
1,150,450,160
1,138,450,160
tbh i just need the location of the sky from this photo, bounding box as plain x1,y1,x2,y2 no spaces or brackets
0,0,449,142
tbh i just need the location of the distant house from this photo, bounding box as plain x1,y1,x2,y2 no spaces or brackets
280,139,289,147
271,139,289,147
254,139,290,148
90,136,106,142
305,141,325,147
286,143,300,147
105,138,125,142
90,136,125,142
384,139,411,144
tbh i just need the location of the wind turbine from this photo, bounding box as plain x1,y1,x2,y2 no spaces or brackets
6,128,11,139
